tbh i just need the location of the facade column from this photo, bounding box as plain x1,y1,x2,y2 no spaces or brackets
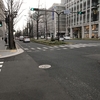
85,0,87,22
70,27,73,38
79,0,80,24
73,3,74,26
98,5,100,38
76,2,77,25
82,26,84,38
98,24,100,38
89,24,92,38
89,0,92,22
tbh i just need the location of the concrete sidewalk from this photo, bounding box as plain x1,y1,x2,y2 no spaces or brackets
0,37,24,58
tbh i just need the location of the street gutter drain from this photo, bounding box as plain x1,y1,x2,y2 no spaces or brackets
39,64,51,69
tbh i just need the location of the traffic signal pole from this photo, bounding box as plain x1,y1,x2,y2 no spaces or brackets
30,8,85,41
30,8,64,41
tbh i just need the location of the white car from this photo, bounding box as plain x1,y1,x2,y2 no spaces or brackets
47,37,51,40
23,37,30,43
64,36,71,40
19,36,24,41
41,36,44,39
59,37,64,41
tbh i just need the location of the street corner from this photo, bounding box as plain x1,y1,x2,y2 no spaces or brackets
10,49,17,52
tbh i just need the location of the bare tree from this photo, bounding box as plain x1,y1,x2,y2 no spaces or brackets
3,0,23,49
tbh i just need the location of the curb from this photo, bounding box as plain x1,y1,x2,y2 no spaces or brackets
0,43,24,58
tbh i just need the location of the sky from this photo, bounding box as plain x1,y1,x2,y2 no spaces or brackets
15,0,61,31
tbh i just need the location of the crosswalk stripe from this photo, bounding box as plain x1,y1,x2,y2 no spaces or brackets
37,47,41,50
43,47,48,49
0,65,2,67
24,48,29,50
23,43,100,52
31,48,35,50
0,62,4,64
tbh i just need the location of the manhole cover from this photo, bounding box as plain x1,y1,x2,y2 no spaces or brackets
39,64,51,69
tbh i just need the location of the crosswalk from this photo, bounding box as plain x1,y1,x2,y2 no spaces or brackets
23,43,100,52
0,61,4,72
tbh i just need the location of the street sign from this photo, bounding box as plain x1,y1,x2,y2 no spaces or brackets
64,10,70,14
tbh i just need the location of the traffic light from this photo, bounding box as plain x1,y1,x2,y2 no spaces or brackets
0,21,2,27
77,11,85,14
30,8,39,11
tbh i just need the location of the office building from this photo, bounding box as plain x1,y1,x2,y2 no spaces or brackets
62,0,100,39
0,0,6,37
47,3,66,37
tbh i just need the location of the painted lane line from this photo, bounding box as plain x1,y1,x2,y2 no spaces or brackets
0,65,3,67
0,69,1,72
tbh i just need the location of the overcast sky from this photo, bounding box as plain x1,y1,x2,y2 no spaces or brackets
15,0,61,31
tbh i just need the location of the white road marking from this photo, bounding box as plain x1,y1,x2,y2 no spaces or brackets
0,69,1,72
0,62,4,64
24,48,29,50
0,65,2,67
53,46,59,48
63,48,67,49
31,48,35,50
23,43,100,53
43,47,48,49
37,47,41,50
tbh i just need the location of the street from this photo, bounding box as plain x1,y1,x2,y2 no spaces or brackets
0,40,100,100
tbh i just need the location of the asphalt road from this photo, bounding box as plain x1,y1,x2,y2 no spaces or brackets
0,40,100,100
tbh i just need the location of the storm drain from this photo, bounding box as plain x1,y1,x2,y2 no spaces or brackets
39,64,51,69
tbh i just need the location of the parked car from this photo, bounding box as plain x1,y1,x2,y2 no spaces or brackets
47,37,51,40
19,36,24,41
54,36,64,41
64,36,71,40
41,36,44,39
23,36,30,43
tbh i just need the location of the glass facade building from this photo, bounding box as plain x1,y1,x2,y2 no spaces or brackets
62,0,100,39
